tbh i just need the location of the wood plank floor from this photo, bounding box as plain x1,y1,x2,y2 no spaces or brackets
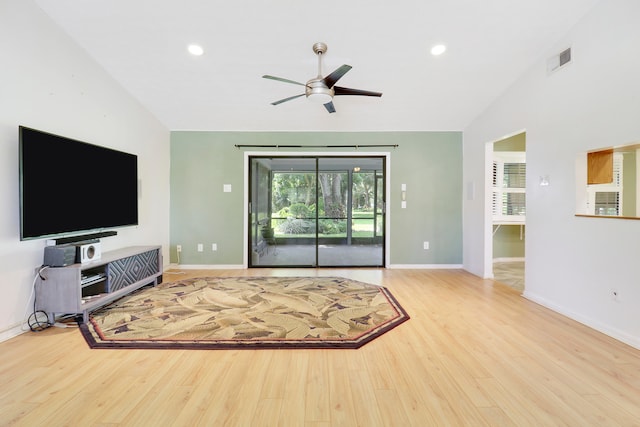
1,268,639,426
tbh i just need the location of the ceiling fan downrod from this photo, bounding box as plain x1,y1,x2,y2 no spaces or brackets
306,42,333,104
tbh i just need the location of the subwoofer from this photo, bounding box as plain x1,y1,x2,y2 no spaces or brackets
43,245,77,267
75,241,101,263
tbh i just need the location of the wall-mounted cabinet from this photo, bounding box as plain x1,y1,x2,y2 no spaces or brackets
587,149,614,185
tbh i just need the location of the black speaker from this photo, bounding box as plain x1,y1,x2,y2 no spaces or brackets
43,245,77,267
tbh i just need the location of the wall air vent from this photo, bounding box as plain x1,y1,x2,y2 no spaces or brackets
547,47,572,74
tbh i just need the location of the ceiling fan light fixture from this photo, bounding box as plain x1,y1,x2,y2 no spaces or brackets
307,92,333,104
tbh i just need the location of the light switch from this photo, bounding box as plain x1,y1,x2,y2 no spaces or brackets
223,184,232,192
401,201,407,209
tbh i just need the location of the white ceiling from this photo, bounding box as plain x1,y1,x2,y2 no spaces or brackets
34,0,600,132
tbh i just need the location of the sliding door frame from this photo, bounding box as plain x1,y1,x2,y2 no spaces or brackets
243,151,391,268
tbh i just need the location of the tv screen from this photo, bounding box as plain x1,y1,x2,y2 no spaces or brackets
19,126,138,241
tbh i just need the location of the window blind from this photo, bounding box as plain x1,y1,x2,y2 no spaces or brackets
492,152,526,221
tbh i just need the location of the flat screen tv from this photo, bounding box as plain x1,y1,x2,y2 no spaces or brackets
19,126,138,241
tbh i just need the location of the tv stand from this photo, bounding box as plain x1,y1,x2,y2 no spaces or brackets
35,246,162,323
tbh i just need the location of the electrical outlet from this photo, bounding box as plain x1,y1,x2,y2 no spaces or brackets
197,243,203,252
423,241,430,250
176,245,182,252
212,243,217,251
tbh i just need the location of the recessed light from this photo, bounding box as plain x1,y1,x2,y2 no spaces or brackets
188,44,204,56
431,44,446,56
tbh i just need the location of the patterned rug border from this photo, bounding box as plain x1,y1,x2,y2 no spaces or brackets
79,277,410,350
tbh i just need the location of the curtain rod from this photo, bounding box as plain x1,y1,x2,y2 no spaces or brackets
234,144,399,149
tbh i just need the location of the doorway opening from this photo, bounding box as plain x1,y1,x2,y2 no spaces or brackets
248,155,387,267
488,132,526,291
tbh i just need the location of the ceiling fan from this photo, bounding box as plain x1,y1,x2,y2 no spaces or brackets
263,42,382,113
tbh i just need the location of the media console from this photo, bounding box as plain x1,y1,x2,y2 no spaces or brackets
35,246,163,323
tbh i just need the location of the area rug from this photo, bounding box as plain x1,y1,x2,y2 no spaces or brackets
79,276,409,350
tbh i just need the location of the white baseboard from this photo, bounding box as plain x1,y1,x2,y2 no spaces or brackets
388,264,463,269
493,257,525,263
523,291,640,350
168,263,464,270
167,264,245,270
0,322,28,343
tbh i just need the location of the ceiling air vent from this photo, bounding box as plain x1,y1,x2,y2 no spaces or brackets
547,47,572,74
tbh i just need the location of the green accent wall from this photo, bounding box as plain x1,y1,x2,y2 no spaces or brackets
494,132,526,152
492,225,525,258
170,131,462,266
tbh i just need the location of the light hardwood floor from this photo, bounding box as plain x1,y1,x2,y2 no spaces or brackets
2,268,639,426
493,261,524,292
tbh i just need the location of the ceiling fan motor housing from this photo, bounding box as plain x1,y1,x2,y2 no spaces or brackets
305,78,334,104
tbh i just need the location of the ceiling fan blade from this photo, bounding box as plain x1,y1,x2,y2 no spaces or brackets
323,101,336,113
262,75,308,87
322,65,352,88
271,93,305,106
334,86,383,97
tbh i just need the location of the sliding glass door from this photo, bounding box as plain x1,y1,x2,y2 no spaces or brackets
249,156,385,267
249,157,317,266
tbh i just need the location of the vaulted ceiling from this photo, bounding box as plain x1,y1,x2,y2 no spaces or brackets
34,0,600,131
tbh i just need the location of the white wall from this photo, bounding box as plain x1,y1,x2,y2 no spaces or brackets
463,0,640,348
0,0,170,340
